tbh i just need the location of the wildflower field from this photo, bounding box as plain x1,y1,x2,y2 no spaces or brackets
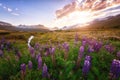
0,29,120,80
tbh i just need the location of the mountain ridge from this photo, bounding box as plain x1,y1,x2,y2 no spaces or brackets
0,22,50,32
65,14,120,30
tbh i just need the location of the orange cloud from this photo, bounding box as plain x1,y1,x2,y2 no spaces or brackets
56,1,76,18
55,0,120,18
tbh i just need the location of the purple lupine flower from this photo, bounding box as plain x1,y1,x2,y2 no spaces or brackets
116,61,120,78
63,42,69,59
29,47,35,58
28,61,32,70
85,55,92,61
49,47,56,65
105,44,115,53
110,59,116,74
36,53,41,60
20,63,26,79
62,42,69,52
109,59,120,79
0,49,3,57
93,41,102,52
87,39,94,46
76,46,85,68
34,43,40,50
45,48,50,56
81,36,89,46
82,56,91,76
42,63,48,78
88,46,94,53
20,63,26,73
82,40,87,46
82,60,91,75
38,56,42,70
81,36,87,42
78,46,84,58
117,51,120,58
49,47,55,55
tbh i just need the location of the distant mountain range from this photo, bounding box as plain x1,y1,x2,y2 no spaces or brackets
16,24,49,32
62,14,120,30
0,21,50,32
86,14,120,29
0,14,120,31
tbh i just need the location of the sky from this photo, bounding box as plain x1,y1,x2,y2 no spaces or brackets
0,0,72,27
0,0,120,29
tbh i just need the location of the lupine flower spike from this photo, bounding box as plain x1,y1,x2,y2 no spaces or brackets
29,47,35,58
105,44,115,53
20,63,26,80
50,47,56,66
62,42,69,60
42,63,49,78
28,61,32,70
109,59,120,79
76,46,84,68
82,55,91,77
117,51,120,58
38,56,42,70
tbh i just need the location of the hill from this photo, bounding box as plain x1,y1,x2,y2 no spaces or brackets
0,21,50,32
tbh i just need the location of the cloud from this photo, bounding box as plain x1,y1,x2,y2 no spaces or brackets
56,2,76,18
53,0,120,28
15,8,18,11
0,3,2,6
0,3,20,16
7,8,12,12
55,0,120,18
3,6,7,9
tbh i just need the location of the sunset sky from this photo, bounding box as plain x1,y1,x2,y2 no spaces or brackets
0,0,120,28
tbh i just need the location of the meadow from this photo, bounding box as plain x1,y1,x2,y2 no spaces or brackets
0,29,120,80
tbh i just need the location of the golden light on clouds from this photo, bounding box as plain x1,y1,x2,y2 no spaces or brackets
49,0,120,28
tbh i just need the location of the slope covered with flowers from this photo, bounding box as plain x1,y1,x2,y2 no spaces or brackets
0,34,120,80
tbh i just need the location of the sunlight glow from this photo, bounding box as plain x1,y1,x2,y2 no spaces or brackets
54,11,93,28
51,0,120,28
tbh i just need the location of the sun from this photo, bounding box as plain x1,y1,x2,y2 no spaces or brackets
53,10,93,28
68,11,93,24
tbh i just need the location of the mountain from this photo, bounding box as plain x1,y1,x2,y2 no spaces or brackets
87,14,120,29
16,24,49,32
0,21,12,26
0,21,16,31
67,14,120,30
0,21,50,32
